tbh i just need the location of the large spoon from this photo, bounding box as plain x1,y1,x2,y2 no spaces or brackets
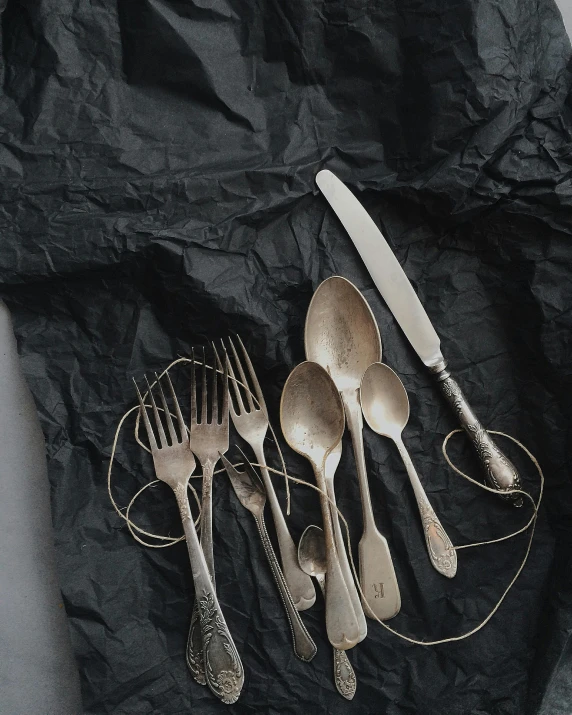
280,361,360,649
298,526,357,700
361,362,457,578
305,276,401,620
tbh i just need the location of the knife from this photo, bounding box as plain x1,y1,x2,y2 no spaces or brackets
316,169,522,507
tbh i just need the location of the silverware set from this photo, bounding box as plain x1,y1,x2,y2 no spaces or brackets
131,171,522,704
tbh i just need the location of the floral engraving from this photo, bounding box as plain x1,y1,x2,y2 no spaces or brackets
334,649,357,700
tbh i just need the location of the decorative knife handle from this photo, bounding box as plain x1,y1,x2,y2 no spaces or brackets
256,514,317,662
333,640,357,700
174,483,244,704
430,361,523,507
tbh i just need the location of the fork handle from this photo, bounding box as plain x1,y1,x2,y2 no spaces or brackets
252,443,316,611
255,513,317,662
174,482,244,704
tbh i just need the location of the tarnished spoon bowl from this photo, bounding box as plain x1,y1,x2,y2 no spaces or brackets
298,525,328,579
280,361,344,467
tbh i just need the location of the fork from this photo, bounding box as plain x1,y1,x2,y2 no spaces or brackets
134,373,243,704
224,335,316,611
186,347,230,686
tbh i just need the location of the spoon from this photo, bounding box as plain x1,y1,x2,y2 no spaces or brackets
280,361,360,649
361,362,457,578
305,276,401,620
298,526,357,700
325,441,367,642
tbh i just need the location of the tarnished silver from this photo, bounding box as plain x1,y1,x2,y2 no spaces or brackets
134,374,243,704
186,347,229,687
298,526,357,700
305,276,401,621
315,169,522,506
361,363,457,578
223,335,316,610
280,361,361,650
324,441,367,641
220,451,317,662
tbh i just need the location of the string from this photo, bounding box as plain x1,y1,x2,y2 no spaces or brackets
107,359,543,645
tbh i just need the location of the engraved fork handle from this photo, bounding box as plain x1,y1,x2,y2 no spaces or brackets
252,441,316,610
186,460,216,685
314,573,356,700
174,482,243,704
431,361,523,507
255,513,317,662
394,439,457,578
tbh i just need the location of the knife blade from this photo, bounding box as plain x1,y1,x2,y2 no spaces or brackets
316,169,522,506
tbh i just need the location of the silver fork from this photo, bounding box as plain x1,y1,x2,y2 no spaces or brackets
224,335,316,610
186,347,229,686
134,373,243,705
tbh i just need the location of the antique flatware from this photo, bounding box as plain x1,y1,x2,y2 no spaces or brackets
223,335,315,610
315,169,522,507
324,441,367,641
280,361,360,650
298,525,357,700
186,347,230,686
361,363,457,578
220,451,317,662
305,276,401,620
134,374,243,704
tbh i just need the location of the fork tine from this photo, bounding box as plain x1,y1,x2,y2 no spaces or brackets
155,372,178,445
236,334,267,412
134,379,158,451
165,370,187,442
221,347,229,428
223,338,245,417
228,335,255,412
190,348,197,425
145,375,168,448
210,344,218,425
201,345,208,424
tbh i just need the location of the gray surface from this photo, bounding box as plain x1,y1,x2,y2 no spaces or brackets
0,301,82,714
555,0,572,37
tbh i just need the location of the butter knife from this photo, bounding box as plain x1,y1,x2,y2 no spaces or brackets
316,169,522,506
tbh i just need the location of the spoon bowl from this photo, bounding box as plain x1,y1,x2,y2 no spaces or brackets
280,361,344,467
298,525,328,578
360,362,410,439
305,276,381,391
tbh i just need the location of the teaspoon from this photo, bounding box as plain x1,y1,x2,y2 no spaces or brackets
361,362,457,578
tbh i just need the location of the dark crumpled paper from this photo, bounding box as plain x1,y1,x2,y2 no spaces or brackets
1,0,572,712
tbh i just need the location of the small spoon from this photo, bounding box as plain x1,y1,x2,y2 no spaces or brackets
298,526,357,700
324,441,367,642
280,361,360,649
361,363,457,578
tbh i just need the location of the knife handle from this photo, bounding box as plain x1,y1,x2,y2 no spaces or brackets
431,361,523,507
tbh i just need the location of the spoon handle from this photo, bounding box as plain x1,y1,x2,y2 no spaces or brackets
315,575,357,700
325,480,367,641
255,513,317,662
342,390,401,620
314,464,361,649
395,438,457,578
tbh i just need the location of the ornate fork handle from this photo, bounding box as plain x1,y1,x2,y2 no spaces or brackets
431,361,523,507
186,462,216,686
174,484,244,704
256,512,317,662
